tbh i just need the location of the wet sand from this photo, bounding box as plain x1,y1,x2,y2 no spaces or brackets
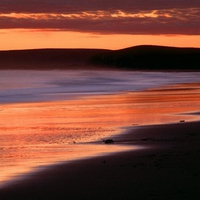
0,120,200,200
0,82,200,200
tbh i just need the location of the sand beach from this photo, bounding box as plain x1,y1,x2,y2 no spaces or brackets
0,120,200,200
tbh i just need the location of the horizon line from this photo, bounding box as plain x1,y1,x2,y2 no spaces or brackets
1,44,200,52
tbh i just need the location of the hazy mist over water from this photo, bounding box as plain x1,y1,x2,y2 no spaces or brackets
0,70,200,103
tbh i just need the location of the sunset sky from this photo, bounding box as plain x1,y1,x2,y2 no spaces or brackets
0,0,200,50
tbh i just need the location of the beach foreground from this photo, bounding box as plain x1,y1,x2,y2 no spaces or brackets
0,77,200,200
0,120,200,200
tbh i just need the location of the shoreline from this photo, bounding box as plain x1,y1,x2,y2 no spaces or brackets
0,78,200,199
0,120,200,199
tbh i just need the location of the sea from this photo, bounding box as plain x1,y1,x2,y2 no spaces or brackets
1,70,200,103
0,70,200,187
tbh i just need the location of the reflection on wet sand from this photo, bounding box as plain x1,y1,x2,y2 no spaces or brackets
0,82,200,185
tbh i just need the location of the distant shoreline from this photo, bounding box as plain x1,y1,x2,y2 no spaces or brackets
0,45,200,70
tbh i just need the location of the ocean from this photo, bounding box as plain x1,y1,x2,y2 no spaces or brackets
1,70,200,103
0,70,200,187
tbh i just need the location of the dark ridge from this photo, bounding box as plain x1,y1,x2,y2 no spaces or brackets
1,46,200,70
88,45,200,70
0,49,111,70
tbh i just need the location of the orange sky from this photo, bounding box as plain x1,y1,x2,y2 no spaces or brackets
1,29,200,50
0,1,200,50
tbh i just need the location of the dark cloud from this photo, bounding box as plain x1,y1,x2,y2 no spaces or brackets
0,0,200,35
0,0,200,13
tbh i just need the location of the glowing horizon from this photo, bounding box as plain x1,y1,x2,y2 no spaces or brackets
1,29,200,51
0,0,199,50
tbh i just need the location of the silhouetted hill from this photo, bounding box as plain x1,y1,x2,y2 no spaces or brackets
1,46,200,70
0,49,111,70
88,45,200,70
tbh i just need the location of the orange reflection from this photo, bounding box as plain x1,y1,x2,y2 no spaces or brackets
0,82,200,185
1,82,200,135
1,82,200,136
